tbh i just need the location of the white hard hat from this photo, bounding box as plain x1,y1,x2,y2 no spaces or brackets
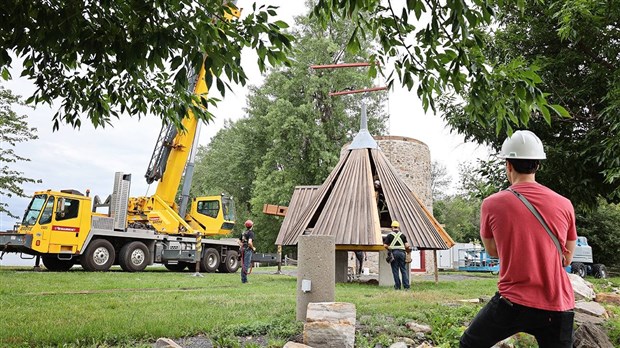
498,130,546,160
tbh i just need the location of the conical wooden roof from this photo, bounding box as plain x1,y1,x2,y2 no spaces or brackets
277,147,453,249
275,107,454,250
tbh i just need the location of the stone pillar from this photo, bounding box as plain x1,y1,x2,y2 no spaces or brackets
335,251,348,283
378,249,394,287
297,235,336,321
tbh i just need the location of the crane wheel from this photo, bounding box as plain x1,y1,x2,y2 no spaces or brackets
42,256,74,272
200,248,220,273
164,262,189,272
218,250,240,273
119,241,149,272
80,239,115,271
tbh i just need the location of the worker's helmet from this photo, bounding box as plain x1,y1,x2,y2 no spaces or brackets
245,220,253,228
498,130,546,160
391,221,400,228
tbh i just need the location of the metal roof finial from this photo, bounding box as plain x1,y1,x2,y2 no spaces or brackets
348,103,378,150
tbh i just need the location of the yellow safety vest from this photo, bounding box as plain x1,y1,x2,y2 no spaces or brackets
388,232,406,250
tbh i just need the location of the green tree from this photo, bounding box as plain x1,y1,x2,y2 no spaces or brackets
578,199,620,268
312,1,570,136
431,160,452,201
442,0,620,209
0,86,40,218
433,195,481,243
191,7,388,250
1,1,292,129
458,158,507,200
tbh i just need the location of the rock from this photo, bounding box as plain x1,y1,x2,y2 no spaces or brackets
284,342,314,348
415,343,434,348
491,337,514,348
458,299,482,303
569,274,596,301
575,312,607,325
596,292,620,305
405,322,432,333
304,302,356,348
479,296,492,303
154,338,183,348
575,300,608,317
573,322,614,348
388,342,408,348
395,336,416,345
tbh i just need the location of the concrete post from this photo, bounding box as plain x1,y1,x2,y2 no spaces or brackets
378,249,394,287
296,235,335,321
335,250,349,283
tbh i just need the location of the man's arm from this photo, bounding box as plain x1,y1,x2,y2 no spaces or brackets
482,237,498,258
563,239,576,267
248,238,256,251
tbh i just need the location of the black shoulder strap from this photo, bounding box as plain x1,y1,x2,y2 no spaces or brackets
506,188,563,265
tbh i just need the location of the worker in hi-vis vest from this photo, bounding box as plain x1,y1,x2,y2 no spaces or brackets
383,221,411,290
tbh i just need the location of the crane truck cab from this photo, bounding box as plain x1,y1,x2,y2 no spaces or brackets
0,189,92,271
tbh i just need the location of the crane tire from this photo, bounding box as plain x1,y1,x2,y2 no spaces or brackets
200,248,220,273
218,250,240,273
80,239,115,271
164,262,189,272
119,241,149,272
42,256,74,272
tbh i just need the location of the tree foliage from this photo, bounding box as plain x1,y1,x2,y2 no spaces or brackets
312,0,569,137
191,8,388,251
0,86,40,219
458,158,507,200
430,160,451,201
0,1,292,130
433,195,481,243
442,0,620,209
578,199,620,268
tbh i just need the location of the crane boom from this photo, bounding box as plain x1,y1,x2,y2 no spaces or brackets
144,66,206,208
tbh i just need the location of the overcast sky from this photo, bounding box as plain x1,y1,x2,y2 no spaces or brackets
0,1,489,232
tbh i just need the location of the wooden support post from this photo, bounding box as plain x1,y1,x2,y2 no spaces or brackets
276,245,282,274
434,250,439,284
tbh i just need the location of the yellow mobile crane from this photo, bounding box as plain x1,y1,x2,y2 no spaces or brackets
0,9,242,273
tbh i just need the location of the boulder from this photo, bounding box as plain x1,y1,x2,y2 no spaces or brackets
596,292,620,305
304,302,356,348
491,337,514,348
569,274,596,301
575,300,607,318
284,342,314,348
573,322,614,348
575,312,607,325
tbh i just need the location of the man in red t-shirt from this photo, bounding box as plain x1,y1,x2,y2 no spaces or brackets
460,130,577,348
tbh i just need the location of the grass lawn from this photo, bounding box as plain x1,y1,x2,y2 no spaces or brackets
0,266,618,347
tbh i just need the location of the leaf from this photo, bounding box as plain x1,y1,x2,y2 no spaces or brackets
548,104,571,118
274,20,289,29
539,104,551,124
